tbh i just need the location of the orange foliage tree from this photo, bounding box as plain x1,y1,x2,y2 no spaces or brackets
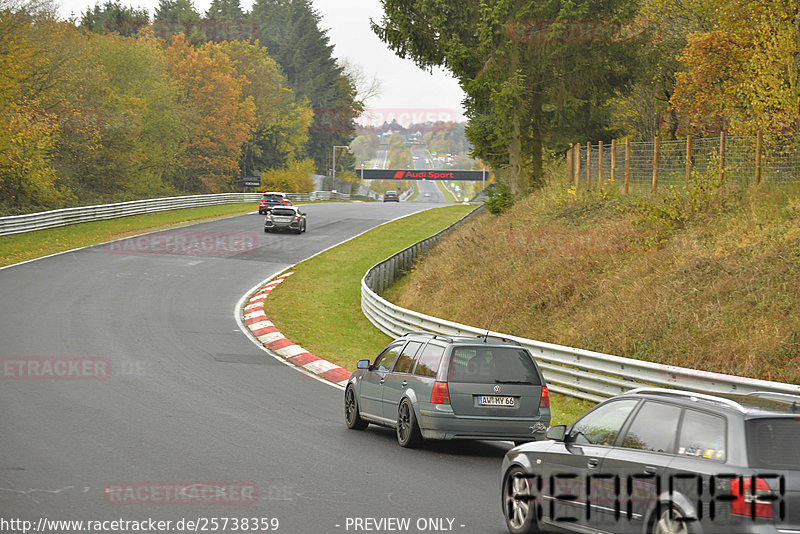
164,34,256,192
671,0,799,134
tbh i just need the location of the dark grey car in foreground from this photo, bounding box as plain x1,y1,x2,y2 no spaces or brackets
501,388,800,534
264,206,306,234
345,332,551,448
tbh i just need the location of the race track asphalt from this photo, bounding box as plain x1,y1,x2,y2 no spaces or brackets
0,201,510,534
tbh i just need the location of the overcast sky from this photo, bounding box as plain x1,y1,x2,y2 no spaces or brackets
56,0,467,126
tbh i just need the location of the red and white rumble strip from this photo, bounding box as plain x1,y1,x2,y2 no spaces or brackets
242,272,351,386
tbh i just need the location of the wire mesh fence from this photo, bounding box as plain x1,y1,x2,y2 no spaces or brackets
567,133,800,195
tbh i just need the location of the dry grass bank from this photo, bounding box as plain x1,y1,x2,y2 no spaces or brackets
388,172,800,383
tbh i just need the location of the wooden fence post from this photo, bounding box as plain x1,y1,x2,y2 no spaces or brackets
611,139,616,183
566,145,573,183
574,143,581,187
652,136,659,195
624,137,630,195
719,131,726,184
586,142,592,188
685,135,692,187
755,130,762,185
598,140,604,186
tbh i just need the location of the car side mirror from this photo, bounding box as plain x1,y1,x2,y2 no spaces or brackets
357,359,370,370
546,425,567,442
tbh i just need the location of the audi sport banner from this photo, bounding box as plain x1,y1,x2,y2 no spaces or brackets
358,169,488,181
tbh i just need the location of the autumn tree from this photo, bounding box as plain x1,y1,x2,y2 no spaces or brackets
0,1,106,210
209,40,312,175
671,0,799,134
164,34,256,191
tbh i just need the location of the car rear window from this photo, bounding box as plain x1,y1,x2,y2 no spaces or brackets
746,417,800,469
676,409,727,461
263,194,284,199
413,343,444,377
394,342,422,374
446,346,541,384
271,208,295,216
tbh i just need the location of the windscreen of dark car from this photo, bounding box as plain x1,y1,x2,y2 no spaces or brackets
447,346,541,384
746,417,800,469
262,194,284,200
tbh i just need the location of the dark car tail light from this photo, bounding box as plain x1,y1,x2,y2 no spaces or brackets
431,381,450,404
730,477,774,518
539,386,550,408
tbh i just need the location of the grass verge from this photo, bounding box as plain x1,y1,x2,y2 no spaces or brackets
0,199,358,267
390,166,800,385
263,202,590,425
264,204,473,370
407,183,420,201
0,202,259,267
436,181,458,203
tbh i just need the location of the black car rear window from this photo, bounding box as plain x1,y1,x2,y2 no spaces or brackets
271,209,295,216
447,346,541,384
746,417,800,469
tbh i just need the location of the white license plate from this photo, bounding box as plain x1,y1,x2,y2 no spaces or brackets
478,395,515,406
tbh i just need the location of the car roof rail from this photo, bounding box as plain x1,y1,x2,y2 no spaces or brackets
474,333,522,346
749,391,800,404
625,387,748,413
401,331,453,343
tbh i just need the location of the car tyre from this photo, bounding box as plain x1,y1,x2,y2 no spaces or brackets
344,386,368,430
301,220,307,233
651,504,692,534
396,398,422,448
502,466,542,534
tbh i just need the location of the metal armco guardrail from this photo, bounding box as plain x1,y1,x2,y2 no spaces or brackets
361,207,800,403
0,191,375,236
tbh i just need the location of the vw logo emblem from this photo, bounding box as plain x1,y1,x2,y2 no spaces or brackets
493,385,501,393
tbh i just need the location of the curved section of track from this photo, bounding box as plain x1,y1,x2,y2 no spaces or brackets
0,202,508,534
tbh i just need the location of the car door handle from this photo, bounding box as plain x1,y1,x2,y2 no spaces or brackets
643,466,657,475
587,458,600,469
